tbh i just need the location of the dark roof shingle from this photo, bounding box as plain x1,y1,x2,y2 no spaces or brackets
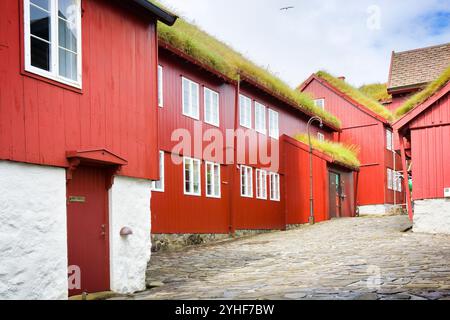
388,42,450,91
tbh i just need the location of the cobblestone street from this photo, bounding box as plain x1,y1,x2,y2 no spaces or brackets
128,216,450,300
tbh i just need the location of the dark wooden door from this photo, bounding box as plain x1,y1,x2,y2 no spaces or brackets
329,172,341,218
67,166,110,296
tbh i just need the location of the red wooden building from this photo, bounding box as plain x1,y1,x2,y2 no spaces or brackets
299,72,405,215
387,43,450,111
151,21,358,243
0,0,176,299
393,65,450,234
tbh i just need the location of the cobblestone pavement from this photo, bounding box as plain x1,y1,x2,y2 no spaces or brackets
128,216,450,300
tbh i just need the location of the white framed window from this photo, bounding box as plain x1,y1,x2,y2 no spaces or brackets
152,151,165,192
317,132,325,142
183,157,201,196
204,87,219,127
240,165,253,198
158,65,163,107
386,129,393,151
268,109,279,139
182,77,199,119
314,98,325,110
270,172,280,201
239,94,252,128
254,102,267,134
387,168,393,190
205,162,221,198
397,173,402,192
24,0,82,88
256,169,267,200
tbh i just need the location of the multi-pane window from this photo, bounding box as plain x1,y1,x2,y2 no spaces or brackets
239,94,252,128
204,87,220,127
314,99,325,110
205,162,221,198
240,165,253,198
24,0,82,87
386,129,393,151
387,168,393,190
270,172,280,201
158,65,163,107
396,173,402,192
254,102,267,134
184,157,201,196
256,169,267,200
182,77,200,119
317,132,325,142
268,109,279,139
152,151,165,192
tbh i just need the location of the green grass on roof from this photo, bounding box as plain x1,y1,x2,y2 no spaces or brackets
359,83,392,102
395,64,450,118
314,71,394,121
156,12,341,128
294,134,360,170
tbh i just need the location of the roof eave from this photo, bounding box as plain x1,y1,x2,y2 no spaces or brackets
131,0,178,25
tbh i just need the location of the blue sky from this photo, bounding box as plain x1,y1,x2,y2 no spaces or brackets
159,0,450,87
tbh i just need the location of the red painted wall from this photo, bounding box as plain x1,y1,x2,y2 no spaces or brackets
409,92,450,200
0,0,159,180
284,137,329,224
152,50,335,233
301,78,404,206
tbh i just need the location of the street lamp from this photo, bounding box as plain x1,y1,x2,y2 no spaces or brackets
307,116,323,225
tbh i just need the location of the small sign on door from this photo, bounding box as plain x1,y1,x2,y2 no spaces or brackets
69,196,86,203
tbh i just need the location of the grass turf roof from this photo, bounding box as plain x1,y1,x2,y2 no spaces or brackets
294,134,360,170
313,71,394,121
156,10,341,128
395,64,450,118
359,83,392,102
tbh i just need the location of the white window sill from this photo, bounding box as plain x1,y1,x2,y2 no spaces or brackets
25,65,82,89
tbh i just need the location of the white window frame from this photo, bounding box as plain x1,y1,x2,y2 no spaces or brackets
268,109,279,139
182,76,200,120
254,102,267,134
205,161,221,198
204,87,220,127
152,151,165,192
239,94,252,129
314,98,325,110
240,165,253,198
269,172,281,201
386,129,393,151
256,169,267,200
158,65,164,107
387,168,393,190
317,132,325,142
23,0,82,88
183,157,201,196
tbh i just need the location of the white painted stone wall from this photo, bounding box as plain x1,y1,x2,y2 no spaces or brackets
109,176,152,294
358,204,393,216
413,199,450,235
0,161,68,300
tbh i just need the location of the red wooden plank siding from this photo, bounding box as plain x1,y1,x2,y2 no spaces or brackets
301,78,405,206
410,93,450,200
0,0,159,180
152,49,340,234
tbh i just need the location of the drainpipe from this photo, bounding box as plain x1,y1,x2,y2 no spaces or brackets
307,116,323,225
399,132,413,221
393,147,396,207
228,74,240,235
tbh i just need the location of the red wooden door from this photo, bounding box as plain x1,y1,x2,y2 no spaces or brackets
329,172,341,218
67,166,110,296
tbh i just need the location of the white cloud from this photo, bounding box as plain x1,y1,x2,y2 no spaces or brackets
159,0,450,87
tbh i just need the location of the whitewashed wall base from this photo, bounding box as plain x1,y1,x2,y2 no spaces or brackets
358,204,394,216
413,199,450,235
109,176,152,294
0,161,67,300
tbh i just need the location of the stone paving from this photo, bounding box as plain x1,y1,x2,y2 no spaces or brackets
128,216,450,300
